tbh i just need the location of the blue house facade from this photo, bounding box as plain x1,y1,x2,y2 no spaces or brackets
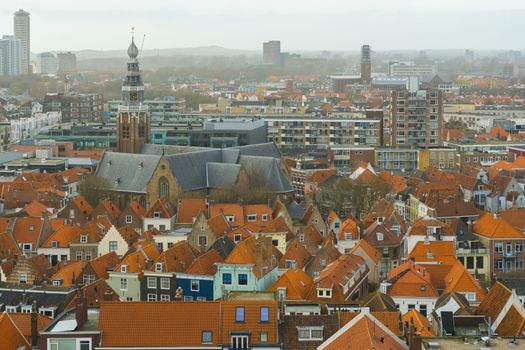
175,273,214,301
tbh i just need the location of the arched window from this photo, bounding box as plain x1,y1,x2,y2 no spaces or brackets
158,177,169,198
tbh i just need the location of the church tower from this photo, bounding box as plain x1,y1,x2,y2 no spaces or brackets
116,34,150,153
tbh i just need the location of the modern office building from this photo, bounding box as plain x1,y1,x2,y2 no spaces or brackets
13,9,30,74
266,115,382,152
390,87,443,147
36,52,58,74
375,147,419,173
57,52,77,75
43,93,103,123
389,61,437,77
263,40,281,66
0,35,21,76
108,98,185,121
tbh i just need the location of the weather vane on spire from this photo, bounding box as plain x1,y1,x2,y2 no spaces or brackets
131,26,135,39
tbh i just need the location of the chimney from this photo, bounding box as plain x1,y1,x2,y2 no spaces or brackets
75,290,88,329
408,323,422,350
31,301,38,347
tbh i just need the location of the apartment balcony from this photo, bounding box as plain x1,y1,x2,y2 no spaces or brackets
457,248,487,256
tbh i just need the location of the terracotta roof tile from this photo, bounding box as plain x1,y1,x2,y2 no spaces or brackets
268,268,313,300
0,312,30,350
279,238,312,269
350,239,381,264
71,196,94,216
185,249,223,275
495,304,525,336
22,200,49,217
338,217,359,241
99,302,221,347
42,224,80,248
176,198,207,224
402,309,435,336
408,218,455,236
387,261,438,298
408,241,456,265
50,260,87,286
115,242,160,274
154,241,199,273
8,313,52,342
476,281,512,322
145,197,175,218
474,212,524,239
210,203,245,227
89,252,121,279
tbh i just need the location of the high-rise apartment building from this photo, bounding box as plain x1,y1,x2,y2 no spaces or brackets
43,93,103,123
389,61,437,77
57,52,77,75
0,35,21,76
36,52,58,74
390,87,443,147
360,45,371,84
13,9,30,74
263,41,281,66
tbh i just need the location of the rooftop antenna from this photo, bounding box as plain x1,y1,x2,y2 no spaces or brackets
139,34,146,58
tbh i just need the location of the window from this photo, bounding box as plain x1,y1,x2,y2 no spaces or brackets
317,288,331,298
160,294,170,301
476,256,484,269
120,278,128,290
22,243,31,251
297,327,324,341
238,273,248,285
125,215,132,224
507,260,513,271
231,335,249,350
495,243,503,253
109,241,118,252
158,176,170,198
80,235,88,243
260,307,269,322
517,243,523,253
147,277,157,289
80,340,90,350
85,251,92,261
160,277,170,290
463,293,476,301
198,235,207,247
184,296,194,301
496,260,503,270
225,216,235,222
19,273,27,284
260,332,268,343
262,214,268,221
197,296,207,301
76,251,82,260
235,307,245,322
159,225,166,231
247,214,257,222
466,256,474,269
299,234,305,242
191,280,200,291
147,293,157,301
223,273,232,285
202,331,213,344
320,259,327,267
419,304,427,317
121,265,128,273
234,234,242,243
517,260,523,269
69,209,75,219
83,275,95,285
153,211,161,218
285,260,295,269
51,241,58,248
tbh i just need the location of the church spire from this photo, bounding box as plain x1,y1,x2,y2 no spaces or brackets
122,28,144,105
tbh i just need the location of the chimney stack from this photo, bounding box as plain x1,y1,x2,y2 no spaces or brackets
75,290,88,329
31,301,38,347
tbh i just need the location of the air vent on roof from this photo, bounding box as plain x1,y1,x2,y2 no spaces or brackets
108,160,112,166
115,177,120,185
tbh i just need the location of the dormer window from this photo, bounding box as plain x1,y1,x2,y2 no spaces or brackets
154,211,161,218
427,250,433,259
262,214,268,221
317,288,332,298
80,235,88,243
53,279,62,286
345,233,352,240
29,225,35,231
299,235,305,242
51,241,58,248
234,234,242,243
225,216,235,223
376,232,384,241
121,265,128,273
420,285,426,292
155,263,163,272
125,215,132,224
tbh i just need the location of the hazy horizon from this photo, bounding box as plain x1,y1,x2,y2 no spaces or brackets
1,0,525,53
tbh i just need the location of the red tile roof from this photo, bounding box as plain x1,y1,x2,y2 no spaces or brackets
176,198,207,224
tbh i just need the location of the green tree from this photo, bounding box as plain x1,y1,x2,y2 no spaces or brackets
78,174,113,207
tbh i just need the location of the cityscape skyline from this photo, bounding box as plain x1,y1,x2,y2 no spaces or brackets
0,0,525,52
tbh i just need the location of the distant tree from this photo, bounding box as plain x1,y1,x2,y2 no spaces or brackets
78,174,112,207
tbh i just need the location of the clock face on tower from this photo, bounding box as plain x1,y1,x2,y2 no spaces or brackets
129,92,138,102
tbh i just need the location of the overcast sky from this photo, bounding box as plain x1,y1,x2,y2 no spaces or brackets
0,0,524,52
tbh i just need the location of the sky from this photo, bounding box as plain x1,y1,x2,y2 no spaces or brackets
0,0,524,53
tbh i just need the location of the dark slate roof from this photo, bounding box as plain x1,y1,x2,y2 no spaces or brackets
96,152,161,193
206,163,240,189
239,155,294,193
208,236,236,260
165,150,223,192
0,287,76,314
140,144,210,155
233,142,281,158
286,201,306,220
